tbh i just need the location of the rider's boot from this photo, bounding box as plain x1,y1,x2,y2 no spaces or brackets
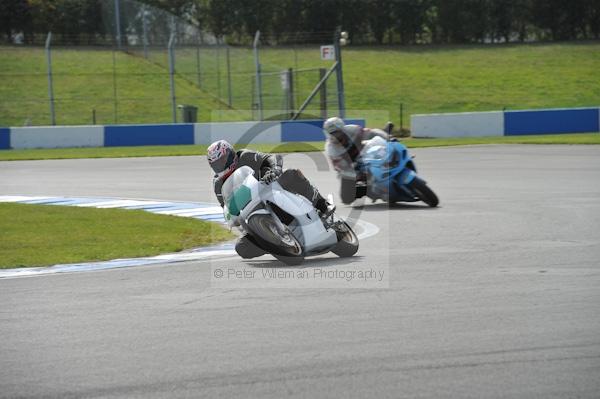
315,195,336,220
235,234,266,259
384,121,394,135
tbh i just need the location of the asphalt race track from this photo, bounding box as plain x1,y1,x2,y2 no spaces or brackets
1,145,600,398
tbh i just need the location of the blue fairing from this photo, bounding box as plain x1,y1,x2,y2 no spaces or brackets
360,140,420,202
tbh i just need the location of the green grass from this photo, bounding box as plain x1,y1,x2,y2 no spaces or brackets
0,47,250,126
0,133,598,161
2,42,599,127
0,141,326,161
0,202,234,268
398,132,600,147
342,43,600,126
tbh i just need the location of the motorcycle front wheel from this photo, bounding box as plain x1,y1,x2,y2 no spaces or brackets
408,177,439,207
246,214,304,265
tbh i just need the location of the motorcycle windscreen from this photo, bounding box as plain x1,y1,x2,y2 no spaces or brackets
362,136,388,162
221,166,256,216
228,186,252,216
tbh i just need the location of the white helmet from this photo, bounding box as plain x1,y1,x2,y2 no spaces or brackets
323,117,345,135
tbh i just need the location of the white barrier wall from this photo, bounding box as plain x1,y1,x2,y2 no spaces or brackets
2,119,361,149
411,111,504,138
195,121,282,145
10,126,104,149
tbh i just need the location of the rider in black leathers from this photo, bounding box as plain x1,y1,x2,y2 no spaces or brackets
207,140,332,258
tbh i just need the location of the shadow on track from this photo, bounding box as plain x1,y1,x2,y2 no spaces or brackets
349,201,440,212
245,255,366,269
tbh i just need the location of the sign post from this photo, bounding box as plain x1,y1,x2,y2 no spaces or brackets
334,32,346,118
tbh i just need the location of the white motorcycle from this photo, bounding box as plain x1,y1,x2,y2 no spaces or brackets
221,166,359,265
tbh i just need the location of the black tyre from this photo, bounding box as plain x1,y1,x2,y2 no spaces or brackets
246,214,304,265
409,177,439,207
331,221,359,258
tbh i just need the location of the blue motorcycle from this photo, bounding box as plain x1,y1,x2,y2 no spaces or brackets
358,135,439,207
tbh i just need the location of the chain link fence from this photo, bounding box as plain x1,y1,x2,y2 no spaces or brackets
0,0,344,127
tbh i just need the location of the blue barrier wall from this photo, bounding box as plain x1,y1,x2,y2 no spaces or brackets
104,124,195,147
281,119,365,142
3,109,597,149
0,128,10,149
411,107,600,138
505,108,599,136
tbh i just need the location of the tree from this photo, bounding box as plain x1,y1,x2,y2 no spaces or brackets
303,0,339,40
0,0,31,42
434,0,493,43
269,0,305,43
563,0,590,39
489,0,518,42
205,0,237,39
391,0,431,44
338,0,369,44
366,0,393,44
530,0,575,40
587,0,600,38
237,0,274,40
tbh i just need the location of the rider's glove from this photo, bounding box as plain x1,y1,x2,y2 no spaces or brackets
261,166,282,184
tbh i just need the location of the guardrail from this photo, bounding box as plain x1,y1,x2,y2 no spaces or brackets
0,119,365,150
411,107,600,138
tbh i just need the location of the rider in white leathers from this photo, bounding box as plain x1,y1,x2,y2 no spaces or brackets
324,117,391,204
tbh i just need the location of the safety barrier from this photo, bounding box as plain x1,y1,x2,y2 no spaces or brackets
411,107,600,138
0,119,365,150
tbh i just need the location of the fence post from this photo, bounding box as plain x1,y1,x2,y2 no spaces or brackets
319,68,327,120
334,31,346,118
287,68,295,118
216,45,221,101
44,32,56,126
400,103,404,130
253,31,263,121
294,46,300,109
226,46,232,108
250,77,256,120
114,0,122,50
168,33,177,123
196,44,201,87
112,48,118,123
142,5,149,59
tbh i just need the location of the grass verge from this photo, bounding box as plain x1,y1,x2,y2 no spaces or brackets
399,133,600,147
0,133,598,161
0,142,326,161
0,203,233,269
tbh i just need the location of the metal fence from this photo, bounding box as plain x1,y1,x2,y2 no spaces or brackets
0,0,344,127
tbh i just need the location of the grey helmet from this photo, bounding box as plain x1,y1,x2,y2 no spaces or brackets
323,117,345,135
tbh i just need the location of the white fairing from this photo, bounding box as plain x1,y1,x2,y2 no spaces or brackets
222,166,255,197
221,166,258,227
221,166,337,254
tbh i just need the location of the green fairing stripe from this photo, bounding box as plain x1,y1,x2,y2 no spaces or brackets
228,185,252,216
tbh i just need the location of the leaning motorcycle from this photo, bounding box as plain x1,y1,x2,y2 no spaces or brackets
358,135,439,207
221,166,359,265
